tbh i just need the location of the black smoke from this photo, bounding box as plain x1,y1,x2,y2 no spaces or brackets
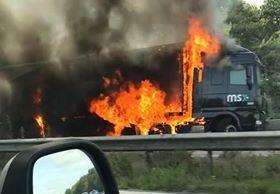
0,0,229,138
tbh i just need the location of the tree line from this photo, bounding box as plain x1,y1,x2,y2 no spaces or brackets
226,0,280,117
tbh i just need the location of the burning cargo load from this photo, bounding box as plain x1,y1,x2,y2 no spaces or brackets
89,18,221,136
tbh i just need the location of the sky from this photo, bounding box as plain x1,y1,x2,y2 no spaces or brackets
33,149,103,194
244,0,265,7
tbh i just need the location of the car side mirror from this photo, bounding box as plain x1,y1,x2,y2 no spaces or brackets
246,66,253,90
0,140,119,194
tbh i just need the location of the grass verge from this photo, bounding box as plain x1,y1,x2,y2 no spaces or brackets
107,152,280,194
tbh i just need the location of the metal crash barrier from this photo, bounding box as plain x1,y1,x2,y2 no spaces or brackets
0,131,280,153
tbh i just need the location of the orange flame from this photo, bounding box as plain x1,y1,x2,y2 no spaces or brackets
34,114,46,138
182,18,221,119
89,18,220,136
90,80,181,135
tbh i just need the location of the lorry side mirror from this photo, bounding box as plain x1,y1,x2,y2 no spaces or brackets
246,66,253,90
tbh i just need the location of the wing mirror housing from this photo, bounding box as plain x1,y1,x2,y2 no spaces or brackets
246,66,253,90
0,140,119,194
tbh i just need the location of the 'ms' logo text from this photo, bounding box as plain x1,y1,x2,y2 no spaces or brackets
227,94,250,103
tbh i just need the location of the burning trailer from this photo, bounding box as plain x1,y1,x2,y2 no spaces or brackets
0,18,266,138
89,18,221,136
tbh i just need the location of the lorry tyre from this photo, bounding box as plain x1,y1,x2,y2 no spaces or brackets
215,118,237,132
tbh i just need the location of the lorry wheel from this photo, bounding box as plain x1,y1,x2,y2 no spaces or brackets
215,119,237,132
149,124,172,135
176,125,192,134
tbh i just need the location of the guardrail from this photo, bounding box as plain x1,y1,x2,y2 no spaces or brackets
1,131,280,153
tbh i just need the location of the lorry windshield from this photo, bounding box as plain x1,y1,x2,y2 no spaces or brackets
230,67,247,85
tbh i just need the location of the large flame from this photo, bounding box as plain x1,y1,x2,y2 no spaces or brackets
182,18,221,119
90,80,180,135
89,18,220,136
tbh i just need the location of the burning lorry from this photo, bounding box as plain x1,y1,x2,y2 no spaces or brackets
88,43,267,136
0,19,267,138
87,19,267,136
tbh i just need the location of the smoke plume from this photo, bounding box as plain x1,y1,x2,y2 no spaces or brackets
0,0,231,66
0,0,238,137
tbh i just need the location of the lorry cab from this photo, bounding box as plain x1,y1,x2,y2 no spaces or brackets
196,46,266,132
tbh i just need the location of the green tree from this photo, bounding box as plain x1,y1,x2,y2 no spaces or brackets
226,0,280,117
261,0,280,39
65,168,104,194
226,1,264,49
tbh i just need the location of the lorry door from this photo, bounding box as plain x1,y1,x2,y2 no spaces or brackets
201,61,255,110
201,66,228,109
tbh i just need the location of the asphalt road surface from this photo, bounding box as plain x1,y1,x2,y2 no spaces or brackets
121,191,207,194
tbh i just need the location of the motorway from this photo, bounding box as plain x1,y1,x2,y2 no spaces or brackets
121,191,207,194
